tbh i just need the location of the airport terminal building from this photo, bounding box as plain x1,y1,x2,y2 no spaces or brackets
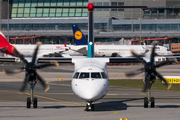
1,0,180,45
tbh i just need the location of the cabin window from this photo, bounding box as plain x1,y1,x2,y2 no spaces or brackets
79,72,89,79
73,72,79,79
91,72,101,78
101,72,108,79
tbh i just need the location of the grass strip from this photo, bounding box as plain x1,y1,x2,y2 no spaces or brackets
109,79,180,91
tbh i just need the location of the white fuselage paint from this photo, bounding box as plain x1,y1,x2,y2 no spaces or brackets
13,44,81,57
71,58,109,102
70,45,172,57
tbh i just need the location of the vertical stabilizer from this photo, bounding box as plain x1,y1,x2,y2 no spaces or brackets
72,25,88,45
0,30,18,56
0,30,10,47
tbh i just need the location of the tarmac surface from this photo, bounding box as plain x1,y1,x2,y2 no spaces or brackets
0,64,180,120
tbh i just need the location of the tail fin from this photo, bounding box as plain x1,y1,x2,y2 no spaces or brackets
0,30,18,56
0,30,10,47
72,25,88,45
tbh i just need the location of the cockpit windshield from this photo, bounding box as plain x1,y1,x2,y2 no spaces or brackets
73,72,108,79
73,72,79,79
79,73,89,79
101,72,108,79
91,73,101,78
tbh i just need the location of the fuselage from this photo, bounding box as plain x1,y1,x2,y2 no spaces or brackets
70,45,172,57
95,45,172,57
71,58,109,102
13,44,81,57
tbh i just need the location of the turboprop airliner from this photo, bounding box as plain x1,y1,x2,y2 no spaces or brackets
0,2,177,111
0,3,177,111
71,25,173,57
33,3,178,111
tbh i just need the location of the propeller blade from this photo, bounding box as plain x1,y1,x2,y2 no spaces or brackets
154,71,171,90
3,68,24,75
124,68,144,77
20,74,30,92
36,72,49,92
31,45,40,65
131,50,147,65
141,74,151,94
14,50,29,65
35,61,59,69
150,42,158,65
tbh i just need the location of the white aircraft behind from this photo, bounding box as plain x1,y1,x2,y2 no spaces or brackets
13,44,68,57
71,24,173,57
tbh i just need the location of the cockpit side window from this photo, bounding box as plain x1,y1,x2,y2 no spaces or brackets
101,72,107,79
91,72,101,78
79,73,89,79
73,72,79,79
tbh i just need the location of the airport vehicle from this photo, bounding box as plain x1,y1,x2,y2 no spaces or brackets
71,25,173,57
0,3,175,110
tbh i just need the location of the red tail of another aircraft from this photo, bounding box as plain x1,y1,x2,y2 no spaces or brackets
0,30,18,56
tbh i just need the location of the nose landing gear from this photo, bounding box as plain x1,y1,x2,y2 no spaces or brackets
85,102,94,111
144,89,155,108
26,81,38,108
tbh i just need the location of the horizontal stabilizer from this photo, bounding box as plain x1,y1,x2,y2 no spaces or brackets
0,47,7,51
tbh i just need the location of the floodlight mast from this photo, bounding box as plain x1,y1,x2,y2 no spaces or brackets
34,4,147,58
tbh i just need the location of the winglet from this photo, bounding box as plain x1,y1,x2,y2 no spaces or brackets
64,42,68,51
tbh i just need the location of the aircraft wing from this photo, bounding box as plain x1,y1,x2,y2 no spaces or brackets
109,57,140,63
0,57,19,62
70,46,87,56
0,56,179,64
38,57,72,63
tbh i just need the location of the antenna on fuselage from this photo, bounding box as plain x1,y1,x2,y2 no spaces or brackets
34,4,147,58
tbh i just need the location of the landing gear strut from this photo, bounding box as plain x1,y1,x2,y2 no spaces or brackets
27,80,38,108
85,102,94,111
144,84,155,108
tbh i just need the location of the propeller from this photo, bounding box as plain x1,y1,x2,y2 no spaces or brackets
3,45,58,92
124,42,176,94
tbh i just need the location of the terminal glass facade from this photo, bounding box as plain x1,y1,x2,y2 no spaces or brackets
11,0,88,18
1,23,108,30
2,23,180,31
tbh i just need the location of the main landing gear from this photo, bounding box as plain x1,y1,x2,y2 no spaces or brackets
144,89,155,108
85,101,95,111
27,80,38,108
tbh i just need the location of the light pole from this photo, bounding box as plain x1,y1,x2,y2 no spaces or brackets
0,0,2,30
7,0,9,42
131,0,133,40
140,0,142,45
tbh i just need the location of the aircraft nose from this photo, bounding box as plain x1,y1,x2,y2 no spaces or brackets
169,51,173,55
82,87,102,101
82,80,108,101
